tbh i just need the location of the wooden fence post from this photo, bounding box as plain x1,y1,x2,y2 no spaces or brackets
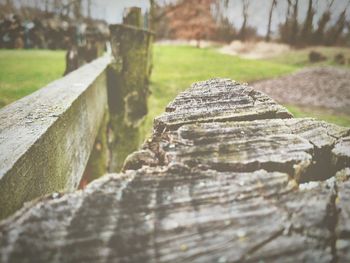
80,8,154,181
107,7,154,172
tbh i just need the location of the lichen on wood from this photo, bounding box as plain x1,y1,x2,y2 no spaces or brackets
106,22,153,173
0,56,112,220
109,24,153,127
1,78,349,262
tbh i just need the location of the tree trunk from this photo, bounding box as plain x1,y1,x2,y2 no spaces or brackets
289,0,299,45
326,8,347,46
300,0,315,44
313,11,331,45
87,0,92,18
149,0,156,31
239,0,249,41
73,0,82,19
45,0,49,13
265,0,277,42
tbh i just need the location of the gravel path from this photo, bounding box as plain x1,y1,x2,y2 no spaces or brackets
252,67,350,114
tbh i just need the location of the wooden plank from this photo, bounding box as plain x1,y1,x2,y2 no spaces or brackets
154,78,292,131
0,78,349,262
130,118,349,182
335,169,350,263
332,136,350,170
0,166,338,263
0,55,112,219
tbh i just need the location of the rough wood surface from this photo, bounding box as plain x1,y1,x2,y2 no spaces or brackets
336,169,350,262
332,137,350,171
154,78,292,131
138,118,348,183
0,55,112,219
1,78,349,262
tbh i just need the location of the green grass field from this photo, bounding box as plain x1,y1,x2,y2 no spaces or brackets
142,45,350,134
142,44,300,134
0,49,65,108
264,46,350,68
0,45,349,136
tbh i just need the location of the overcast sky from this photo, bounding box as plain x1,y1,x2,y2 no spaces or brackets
8,0,350,36
78,0,350,35
87,0,149,23
224,0,350,35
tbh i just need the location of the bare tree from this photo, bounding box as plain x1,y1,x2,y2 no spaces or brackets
346,20,350,45
239,0,250,41
265,0,277,42
325,0,350,45
300,0,315,44
44,0,50,13
166,0,217,47
285,0,292,19
50,0,63,15
87,0,92,18
73,0,82,19
151,0,186,25
149,0,156,30
289,0,299,45
279,0,292,43
313,0,334,44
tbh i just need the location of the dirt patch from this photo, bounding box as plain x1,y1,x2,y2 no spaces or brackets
220,40,291,59
252,67,350,114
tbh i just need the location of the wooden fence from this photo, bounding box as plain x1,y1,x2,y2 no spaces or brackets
0,7,153,220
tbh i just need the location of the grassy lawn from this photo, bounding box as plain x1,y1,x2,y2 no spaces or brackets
142,44,350,135
0,46,349,137
264,46,350,68
287,105,350,127
0,49,65,108
142,44,300,134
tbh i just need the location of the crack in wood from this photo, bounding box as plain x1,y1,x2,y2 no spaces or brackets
0,78,349,262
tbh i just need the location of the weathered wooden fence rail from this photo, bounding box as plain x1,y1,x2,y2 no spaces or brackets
0,7,153,220
0,55,111,219
1,78,349,262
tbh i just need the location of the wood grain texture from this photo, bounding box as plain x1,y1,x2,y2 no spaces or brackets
0,167,337,263
0,55,112,219
138,118,348,183
154,78,292,131
332,137,350,170
1,78,349,262
335,168,350,263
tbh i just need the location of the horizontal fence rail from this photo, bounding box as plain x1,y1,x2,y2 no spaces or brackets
0,55,113,219
0,7,154,220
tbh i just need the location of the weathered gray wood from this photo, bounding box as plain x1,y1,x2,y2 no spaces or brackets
0,167,326,262
1,78,349,262
336,169,350,262
0,55,112,219
109,24,153,126
0,166,339,263
108,23,154,172
155,78,292,131
0,17,155,219
133,118,348,183
332,136,350,171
